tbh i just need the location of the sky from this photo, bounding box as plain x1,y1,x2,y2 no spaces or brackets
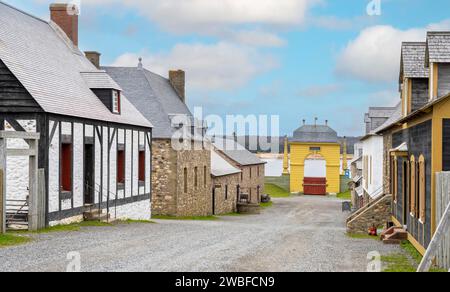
5,0,450,137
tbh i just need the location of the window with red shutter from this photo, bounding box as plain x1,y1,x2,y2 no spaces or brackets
61,143,72,192
139,150,145,182
117,150,125,184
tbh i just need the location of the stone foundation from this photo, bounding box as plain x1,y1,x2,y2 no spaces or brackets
347,195,392,234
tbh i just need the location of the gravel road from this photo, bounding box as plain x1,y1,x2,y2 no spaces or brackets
0,196,401,272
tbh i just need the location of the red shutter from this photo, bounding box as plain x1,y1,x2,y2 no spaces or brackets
117,150,125,183
139,151,145,182
61,143,72,191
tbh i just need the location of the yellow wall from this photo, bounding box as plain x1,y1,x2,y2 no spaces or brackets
289,142,341,194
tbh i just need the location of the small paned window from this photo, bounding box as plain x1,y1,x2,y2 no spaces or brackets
112,90,121,114
61,143,72,192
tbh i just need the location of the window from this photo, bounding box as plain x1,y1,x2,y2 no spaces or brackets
194,167,198,189
112,90,121,114
184,168,188,193
241,171,243,182
225,185,228,200
410,156,416,216
250,167,252,179
310,147,321,152
138,150,145,182
257,166,260,177
117,149,125,184
61,143,72,192
419,155,426,223
204,166,207,187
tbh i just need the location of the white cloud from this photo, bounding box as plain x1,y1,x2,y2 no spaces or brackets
297,83,342,98
112,42,278,91
336,20,450,83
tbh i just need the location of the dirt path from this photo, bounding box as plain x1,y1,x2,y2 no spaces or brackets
0,196,400,272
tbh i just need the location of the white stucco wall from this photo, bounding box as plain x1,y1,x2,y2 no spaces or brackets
125,129,132,198
49,120,60,213
362,135,384,198
73,123,84,208
5,120,36,202
304,159,327,178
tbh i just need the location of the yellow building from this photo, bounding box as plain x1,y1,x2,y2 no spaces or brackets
289,121,341,194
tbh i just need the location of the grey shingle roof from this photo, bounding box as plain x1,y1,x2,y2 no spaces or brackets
211,150,241,177
0,2,151,128
291,124,338,143
104,66,193,139
426,32,450,65
367,107,397,118
213,137,265,166
373,103,402,134
400,42,429,81
80,71,122,91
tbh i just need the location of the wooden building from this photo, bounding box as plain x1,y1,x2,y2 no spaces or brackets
378,37,450,253
0,3,152,229
289,121,341,195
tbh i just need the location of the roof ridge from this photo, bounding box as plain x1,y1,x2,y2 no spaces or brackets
0,1,48,24
427,31,450,35
402,41,426,45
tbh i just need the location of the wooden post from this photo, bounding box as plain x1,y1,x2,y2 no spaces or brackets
37,169,46,230
0,137,6,234
28,139,39,231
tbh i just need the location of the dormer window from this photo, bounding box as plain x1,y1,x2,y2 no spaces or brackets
112,90,121,114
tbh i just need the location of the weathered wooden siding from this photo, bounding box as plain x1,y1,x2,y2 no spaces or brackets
392,120,432,249
0,60,42,113
411,78,429,112
435,172,450,270
438,64,450,98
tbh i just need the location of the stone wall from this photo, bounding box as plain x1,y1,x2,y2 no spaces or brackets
151,139,212,217
347,194,392,234
383,132,393,195
175,145,212,217
151,139,178,216
212,173,240,215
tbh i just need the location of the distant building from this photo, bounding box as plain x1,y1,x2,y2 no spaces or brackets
289,120,341,195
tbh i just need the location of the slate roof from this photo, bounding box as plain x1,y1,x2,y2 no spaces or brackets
372,103,402,133
400,42,429,81
0,2,151,128
367,107,397,119
104,66,194,139
213,137,265,166
211,150,241,177
80,71,122,91
291,124,338,143
426,32,450,65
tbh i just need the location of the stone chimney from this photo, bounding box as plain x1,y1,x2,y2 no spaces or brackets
50,3,79,47
85,51,101,69
169,70,186,103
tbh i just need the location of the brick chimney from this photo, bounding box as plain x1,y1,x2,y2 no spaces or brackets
85,51,101,69
50,3,79,47
169,70,185,103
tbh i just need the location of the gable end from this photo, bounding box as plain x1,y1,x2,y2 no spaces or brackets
0,59,42,113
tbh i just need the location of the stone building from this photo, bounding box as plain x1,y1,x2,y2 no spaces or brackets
105,64,211,217
0,2,153,230
213,137,265,204
211,149,241,215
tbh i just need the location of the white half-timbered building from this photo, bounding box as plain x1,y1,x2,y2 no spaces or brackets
0,2,152,228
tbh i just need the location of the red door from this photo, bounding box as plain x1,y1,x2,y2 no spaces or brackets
303,177,327,195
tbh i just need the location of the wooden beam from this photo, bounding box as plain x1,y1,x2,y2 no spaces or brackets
6,149,37,157
28,140,38,231
0,131,40,140
0,137,6,234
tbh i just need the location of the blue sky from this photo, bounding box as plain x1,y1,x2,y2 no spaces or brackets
6,0,450,137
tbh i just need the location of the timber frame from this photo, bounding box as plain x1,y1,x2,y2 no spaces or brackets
0,130,41,233
0,112,152,228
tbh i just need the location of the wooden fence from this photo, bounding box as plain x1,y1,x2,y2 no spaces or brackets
435,172,450,270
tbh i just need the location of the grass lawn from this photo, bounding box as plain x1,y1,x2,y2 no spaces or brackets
118,219,156,224
260,201,273,208
152,215,219,221
265,183,291,198
347,233,380,241
33,221,113,234
383,241,447,272
0,233,32,248
337,191,351,200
